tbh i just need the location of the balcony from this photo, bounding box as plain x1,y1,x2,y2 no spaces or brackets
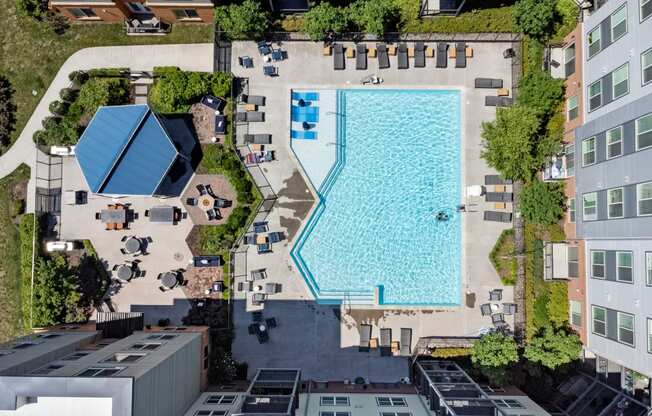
543,242,579,281
124,17,171,35
542,155,570,181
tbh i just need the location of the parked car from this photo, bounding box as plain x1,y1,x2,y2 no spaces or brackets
50,146,75,156
45,241,75,252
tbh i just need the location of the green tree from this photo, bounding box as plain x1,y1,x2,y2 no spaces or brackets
471,332,519,386
519,180,566,225
524,326,582,369
73,78,130,117
33,255,77,326
349,0,397,36
303,2,349,41
518,70,565,120
0,75,16,147
214,0,269,40
481,106,541,181
514,0,556,40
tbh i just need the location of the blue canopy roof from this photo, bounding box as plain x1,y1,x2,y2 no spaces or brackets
76,105,179,196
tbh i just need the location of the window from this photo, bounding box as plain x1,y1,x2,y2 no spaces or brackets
616,251,633,282
69,7,96,18
129,343,161,351
588,81,602,112
479,385,506,393
566,143,575,176
608,188,624,218
583,192,597,221
205,395,236,405
320,397,349,406
76,367,124,377
618,312,635,346
606,126,623,159
591,251,606,278
588,27,602,58
612,64,630,99
567,96,579,121
376,397,407,407
30,364,63,375
146,334,177,340
320,413,351,416
646,252,652,285
636,114,652,150
571,301,582,327
569,198,576,223
127,2,151,13
643,48,652,85
637,182,652,215
643,0,652,22
564,43,576,77
494,399,525,409
103,353,145,363
582,137,596,166
568,246,579,277
593,306,607,336
172,9,199,19
611,5,628,41
61,351,89,361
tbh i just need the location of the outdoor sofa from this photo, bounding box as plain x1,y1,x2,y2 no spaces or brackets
397,43,408,69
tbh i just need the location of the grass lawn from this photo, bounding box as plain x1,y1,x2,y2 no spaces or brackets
0,164,31,342
0,0,213,153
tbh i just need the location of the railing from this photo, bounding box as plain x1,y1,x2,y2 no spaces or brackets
420,0,467,17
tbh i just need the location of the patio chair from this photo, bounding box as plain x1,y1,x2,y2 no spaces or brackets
397,43,408,69
271,50,284,61
475,78,504,89
400,328,412,355
213,208,222,220
252,293,267,305
489,289,503,301
244,134,272,144
263,65,278,77
120,248,127,255
252,311,263,322
356,43,367,70
248,323,256,335
480,303,492,316
204,184,215,197
95,212,101,220
253,221,269,233
455,42,467,68
377,43,390,69
414,41,426,68
333,44,345,70
257,243,272,254
257,41,271,56
485,96,514,107
484,211,513,223
266,317,277,328
206,209,216,221
241,94,266,106
186,197,197,206
196,184,207,196
251,269,267,281
112,264,120,271
379,328,392,357
239,56,254,68
158,286,166,292
264,283,280,294
244,234,256,245
144,210,150,217
214,197,228,208
492,313,506,325
359,324,372,352
436,43,448,68
485,175,513,185
503,303,518,315
268,231,284,244
485,192,514,202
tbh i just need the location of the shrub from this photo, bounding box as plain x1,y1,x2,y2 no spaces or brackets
302,2,349,41
87,68,129,78
524,326,582,370
72,78,130,117
0,75,17,147
349,0,398,36
211,72,232,98
520,180,566,225
547,281,569,327
19,214,37,326
150,68,231,113
44,11,69,35
59,87,78,102
16,0,46,18
518,70,565,120
214,0,269,40
489,229,517,286
431,347,472,358
49,100,69,116
514,0,556,40
68,71,89,86
471,332,519,386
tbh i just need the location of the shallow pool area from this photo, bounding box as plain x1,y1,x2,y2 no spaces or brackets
291,89,462,305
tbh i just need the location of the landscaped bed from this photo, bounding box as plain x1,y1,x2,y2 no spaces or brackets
489,229,517,286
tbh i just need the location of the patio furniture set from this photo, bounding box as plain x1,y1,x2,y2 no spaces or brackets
359,325,412,356
200,95,227,136
474,77,514,107
481,175,514,223
111,260,144,283
187,184,231,222
237,268,282,306
248,311,278,344
97,204,184,229
239,41,286,77
157,270,186,292
327,41,473,71
243,222,285,254
480,289,517,330
236,94,266,124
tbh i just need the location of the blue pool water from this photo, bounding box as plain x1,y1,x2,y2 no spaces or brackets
292,89,461,305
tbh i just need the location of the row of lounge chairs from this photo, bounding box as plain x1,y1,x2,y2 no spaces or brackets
483,175,513,223
333,42,469,70
359,325,412,356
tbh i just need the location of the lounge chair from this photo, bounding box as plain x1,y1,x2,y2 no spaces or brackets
503,303,517,315
436,43,448,68
268,231,284,244
377,43,390,69
333,44,345,70
380,328,392,357
206,209,216,221
400,328,412,356
359,324,372,352
475,78,504,89
397,43,408,69
485,192,513,202
271,50,284,61
235,112,265,122
484,211,513,223
414,41,426,68
455,42,467,68
485,96,514,107
492,313,505,325
480,303,492,316
241,94,266,106
215,115,226,134
490,289,503,301
243,134,272,144
485,175,513,185
253,221,268,233
356,44,367,70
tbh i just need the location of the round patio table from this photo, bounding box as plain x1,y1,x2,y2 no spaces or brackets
197,195,214,209
161,272,178,289
116,264,133,281
259,324,266,332
125,237,140,254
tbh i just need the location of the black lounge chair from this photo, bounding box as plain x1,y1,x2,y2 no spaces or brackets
485,96,514,107
480,303,492,316
243,134,272,144
380,328,392,357
485,175,513,185
359,324,372,352
414,41,425,68
485,192,513,202
377,43,390,69
475,78,504,89
206,209,216,221
333,44,345,70
436,43,448,68
356,44,367,70
214,197,229,208
397,43,408,69
241,94,266,106
490,289,503,301
484,211,513,223
186,197,197,206
235,112,265,122
455,42,466,68
503,303,517,315
268,231,284,244
400,328,412,356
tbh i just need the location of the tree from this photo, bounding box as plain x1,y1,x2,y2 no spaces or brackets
472,332,519,386
303,2,349,41
524,327,582,370
519,180,566,225
349,0,397,36
214,0,269,40
518,70,565,120
33,256,78,326
481,106,541,181
0,75,16,147
73,78,130,117
514,0,556,40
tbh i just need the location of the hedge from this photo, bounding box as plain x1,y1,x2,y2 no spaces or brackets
431,347,472,358
19,214,37,329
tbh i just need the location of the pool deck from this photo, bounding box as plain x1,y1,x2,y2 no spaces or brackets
230,40,516,375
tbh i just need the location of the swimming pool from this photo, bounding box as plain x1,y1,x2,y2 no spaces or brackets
291,89,462,305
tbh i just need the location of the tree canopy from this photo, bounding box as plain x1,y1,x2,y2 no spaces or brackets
524,327,582,370
303,2,349,41
33,255,81,327
0,76,16,147
349,0,397,36
214,0,269,40
520,180,566,225
517,70,566,121
514,0,556,40
471,332,519,385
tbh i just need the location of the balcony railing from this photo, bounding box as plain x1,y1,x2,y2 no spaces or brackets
543,155,570,181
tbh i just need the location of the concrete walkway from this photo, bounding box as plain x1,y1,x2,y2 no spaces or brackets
0,44,214,211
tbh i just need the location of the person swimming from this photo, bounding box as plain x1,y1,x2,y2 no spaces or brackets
436,211,449,221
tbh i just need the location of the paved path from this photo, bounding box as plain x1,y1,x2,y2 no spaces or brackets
0,43,214,211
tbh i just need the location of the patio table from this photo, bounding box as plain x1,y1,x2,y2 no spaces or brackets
101,208,126,224
149,206,175,223
197,195,214,210
256,235,268,245
125,237,141,254
116,264,133,281
161,272,178,289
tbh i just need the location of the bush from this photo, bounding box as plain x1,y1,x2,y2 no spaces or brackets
214,0,269,40
201,144,255,204
49,100,69,116
349,0,398,36
547,282,569,327
59,87,78,103
520,180,566,225
87,68,129,78
150,68,231,113
518,70,565,121
431,347,472,358
19,214,37,326
471,332,519,386
211,72,232,98
68,71,89,86
514,0,556,40
16,0,46,18
199,206,252,254
0,75,17,148
44,11,69,35
303,2,349,41
524,326,582,370
72,77,130,118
